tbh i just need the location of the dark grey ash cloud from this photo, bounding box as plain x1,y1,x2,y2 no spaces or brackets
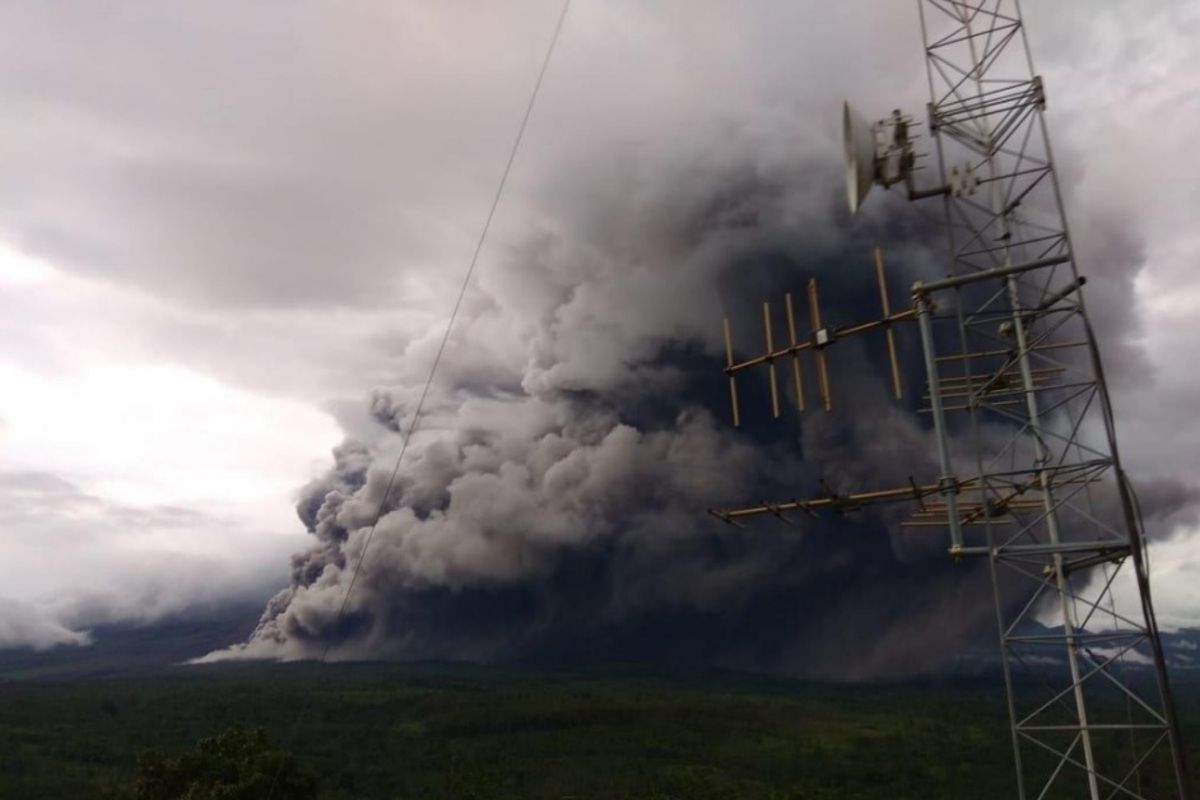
191,2,1200,676
200,134,1013,677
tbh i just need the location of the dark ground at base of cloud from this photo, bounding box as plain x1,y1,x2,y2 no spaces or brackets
0,607,262,681
4,609,1200,682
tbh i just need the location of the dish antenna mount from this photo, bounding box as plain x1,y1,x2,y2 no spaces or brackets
843,100,977,214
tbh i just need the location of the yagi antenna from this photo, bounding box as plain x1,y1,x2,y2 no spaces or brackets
719,248,914,426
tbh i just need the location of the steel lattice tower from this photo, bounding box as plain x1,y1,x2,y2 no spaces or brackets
710,3,1190,797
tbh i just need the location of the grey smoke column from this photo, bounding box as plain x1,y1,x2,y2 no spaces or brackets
201,127,1029,679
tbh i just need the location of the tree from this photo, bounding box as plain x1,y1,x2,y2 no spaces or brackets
123,724,319,800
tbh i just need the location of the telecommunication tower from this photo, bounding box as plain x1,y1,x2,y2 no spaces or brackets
711,3,1189,798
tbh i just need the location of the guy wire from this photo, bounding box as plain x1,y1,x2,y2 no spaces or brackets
266,2,572,796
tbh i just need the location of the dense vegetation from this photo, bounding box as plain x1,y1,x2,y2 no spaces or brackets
104,723,317,799
1,662,1197,799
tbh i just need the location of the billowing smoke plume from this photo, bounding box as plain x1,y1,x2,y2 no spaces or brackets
207,121,1156,679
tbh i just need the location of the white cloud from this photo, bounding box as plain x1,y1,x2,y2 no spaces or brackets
0,359,335,511
0,597,90,651
1021,2,1200,628
0,470,307,646
0,244,341,646
1135,528,1200,632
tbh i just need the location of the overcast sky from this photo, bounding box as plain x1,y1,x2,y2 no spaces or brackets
1,1,1198,660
